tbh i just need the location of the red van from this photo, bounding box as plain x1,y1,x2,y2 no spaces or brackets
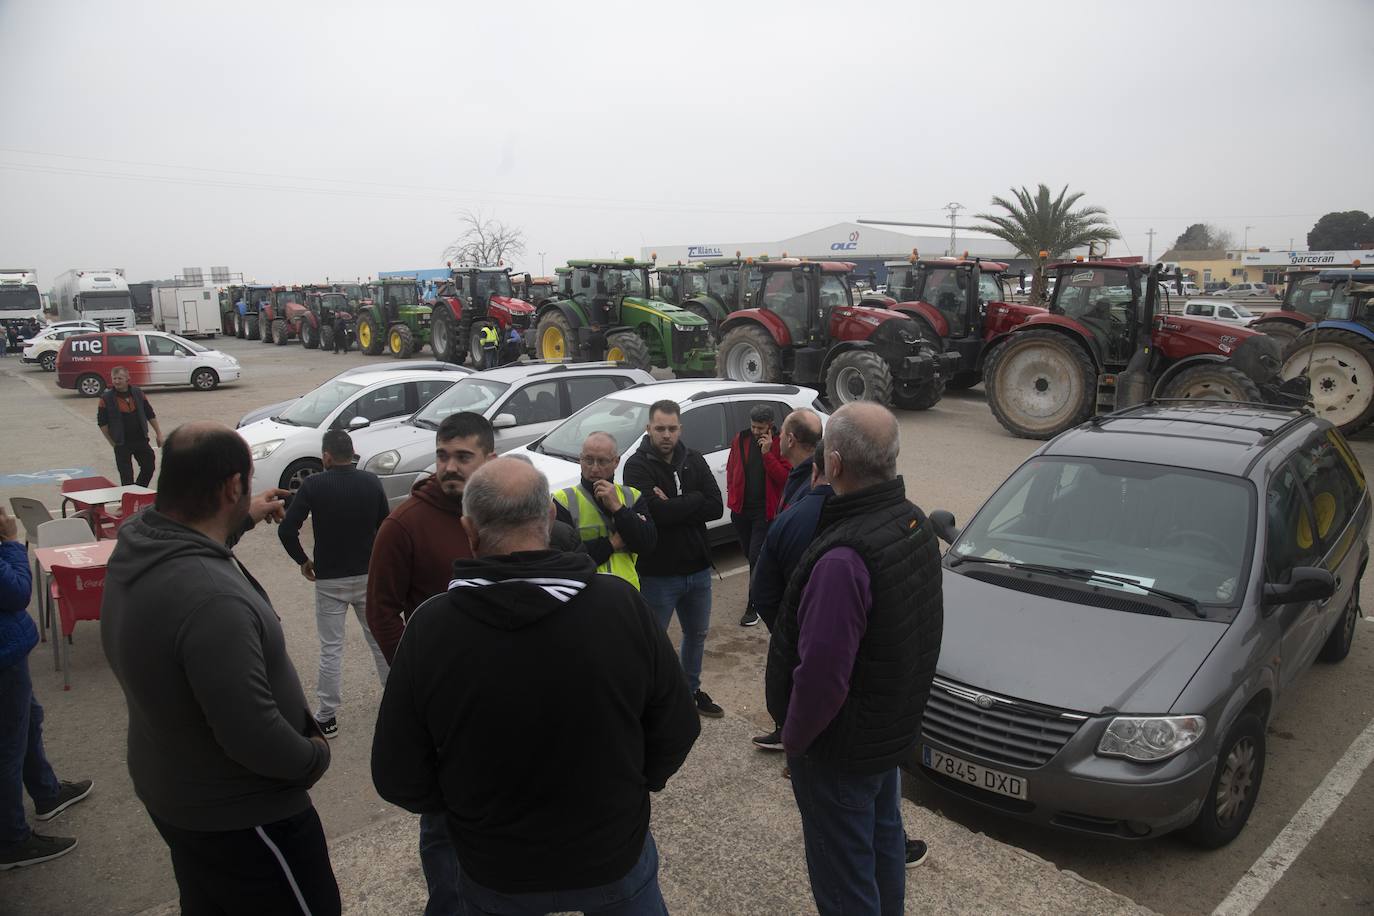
56,330,242,397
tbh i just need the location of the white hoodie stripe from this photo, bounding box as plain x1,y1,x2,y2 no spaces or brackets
447,576,587,604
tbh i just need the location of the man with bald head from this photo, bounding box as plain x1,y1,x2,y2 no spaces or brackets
552,431,656,588
373,458,699,914
767,402,944,916
776,407,822,514
102,421,340,914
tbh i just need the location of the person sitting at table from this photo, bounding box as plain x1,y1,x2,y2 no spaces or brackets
96,367,163,487
0,505,93,870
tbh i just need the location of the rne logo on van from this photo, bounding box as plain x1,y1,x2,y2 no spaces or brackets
69,338,103,355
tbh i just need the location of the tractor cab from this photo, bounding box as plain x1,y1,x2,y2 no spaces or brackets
890,256,1013,339
657,259,746,328
371,279,420,324
1315,269,1374,322
447,265,516,309
309,291,352,323
746,259,854,347
566,260,652,328
655,263,710,305
512,274,559,306
331,282,366,310
1045,261,1150,367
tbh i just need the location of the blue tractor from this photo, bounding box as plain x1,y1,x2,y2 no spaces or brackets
1280,268,1374,435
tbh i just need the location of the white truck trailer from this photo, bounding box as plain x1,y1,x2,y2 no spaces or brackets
154,285,221,337
0,268,44,350
51,268,137,330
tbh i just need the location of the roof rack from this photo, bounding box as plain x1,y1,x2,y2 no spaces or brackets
1087,399,1312,439
683,384,800,402
527,360,632,376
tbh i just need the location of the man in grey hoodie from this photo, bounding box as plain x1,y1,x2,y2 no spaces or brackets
101,421,340,916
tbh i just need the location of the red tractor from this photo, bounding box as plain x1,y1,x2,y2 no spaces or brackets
717,258,958,410
868,253,1044,390
259,285,326,345
983,259,1300,439
1245,268,1343,347
429,265,536,365
512,274,560,308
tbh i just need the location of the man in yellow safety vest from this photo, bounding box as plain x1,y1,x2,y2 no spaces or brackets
553,432,657,588
479,323,500,370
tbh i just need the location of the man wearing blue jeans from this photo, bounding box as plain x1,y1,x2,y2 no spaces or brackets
624,399,726,718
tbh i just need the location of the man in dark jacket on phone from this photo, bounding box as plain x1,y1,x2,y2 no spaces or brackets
624,399,726,718
373,457,699,914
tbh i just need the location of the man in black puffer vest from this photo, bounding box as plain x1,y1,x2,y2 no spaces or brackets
766,402,943,916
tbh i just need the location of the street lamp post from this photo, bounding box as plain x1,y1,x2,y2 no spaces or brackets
538,251,546,275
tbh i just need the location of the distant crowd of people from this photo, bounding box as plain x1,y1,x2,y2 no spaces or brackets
1,392,945,915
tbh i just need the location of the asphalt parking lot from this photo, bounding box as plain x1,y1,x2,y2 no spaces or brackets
1,333,1371,915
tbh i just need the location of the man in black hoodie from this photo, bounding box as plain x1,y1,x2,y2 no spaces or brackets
623,398,726,719
102,422,339,915
372,457,699,914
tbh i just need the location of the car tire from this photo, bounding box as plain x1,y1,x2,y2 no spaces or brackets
1184,713,1265,849
1318,583,1359,663
280,459,323,494
77,373,105,398
39,351,57,372
191,368,219,392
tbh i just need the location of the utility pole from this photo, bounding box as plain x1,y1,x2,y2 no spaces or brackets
1146,228,1157,262
943,202,964,256
1243,225,1253,252
538,251,546,275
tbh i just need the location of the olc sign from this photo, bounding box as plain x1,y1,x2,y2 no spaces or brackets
831,230,860,252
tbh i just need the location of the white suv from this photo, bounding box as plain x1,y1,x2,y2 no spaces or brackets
22,323,101,371
1183,300,1258,326
1211,282,1269,298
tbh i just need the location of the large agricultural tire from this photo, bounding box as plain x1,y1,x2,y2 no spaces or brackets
389,324,416,359
1250,318,1303,349
235,314,245,339
260,317,274,344
536,312,575,361
718,325,783,383
301,321,319,349
273,319,289,345
469,319,497,366
1158,363,1262,404
246,316,259,340
891,375,944,410
826,349,895,407
357,315,385,355
1281,328,1374,436
607,330,652,371
431,305,461,364
319,324,335,352
984,328,1096,440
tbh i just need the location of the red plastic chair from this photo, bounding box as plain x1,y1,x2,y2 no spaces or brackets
49,564,107,691
96,491,157,539
60,476,116,518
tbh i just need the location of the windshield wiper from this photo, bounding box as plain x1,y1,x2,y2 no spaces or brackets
270,415,303,427
949,556,1204,617
412,417,438,430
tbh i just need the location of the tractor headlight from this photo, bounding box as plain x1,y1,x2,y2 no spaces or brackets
366,450,401,474
1097,715,1205,762
250,439,285,461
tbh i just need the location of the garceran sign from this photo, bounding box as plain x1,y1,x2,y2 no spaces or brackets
1242,250,1374,267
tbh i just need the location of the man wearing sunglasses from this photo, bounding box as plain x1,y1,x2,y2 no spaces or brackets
553,431,656,588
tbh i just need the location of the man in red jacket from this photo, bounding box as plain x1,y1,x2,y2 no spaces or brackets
726,404,790,626
366,409,494,916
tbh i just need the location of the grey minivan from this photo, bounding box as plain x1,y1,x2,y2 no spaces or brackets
922,404,1367,846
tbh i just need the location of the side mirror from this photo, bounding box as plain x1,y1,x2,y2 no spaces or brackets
173,350,187,357
347,416,371,430
1262,566,1336,607
929,509,960,545
492,413,518,429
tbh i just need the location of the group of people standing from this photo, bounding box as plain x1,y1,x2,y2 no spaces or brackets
6,384,943,915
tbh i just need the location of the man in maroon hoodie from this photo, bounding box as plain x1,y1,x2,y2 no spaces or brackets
725,404,790,626
366,409,494,916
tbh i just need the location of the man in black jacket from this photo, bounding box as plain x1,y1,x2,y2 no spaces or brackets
372,457,699,914
97,367,163,486
624,399,726,718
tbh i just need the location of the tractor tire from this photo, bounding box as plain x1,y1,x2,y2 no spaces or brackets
319,324,335,352
246,316,259,340
891,375,943,410
1250,318,1302,349
944,371,981,391
301,321,319,349
235,314,245,339
431,305,462,364
1158,363,1261,404
357,315,384,355
826,349,895,407
389,324,416,359
1281,328,1374,436
536,312,575,361
469,319,497,366
984,328,1096,440
273,319,289,345
719,325,783,383
606,330,653,371
260,317,273,344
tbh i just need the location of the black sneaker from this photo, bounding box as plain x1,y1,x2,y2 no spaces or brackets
904,838,928,868
318,718,338,739
0,833,77,870
34,780,93,822
751,729,785,751
694,690,724,718
740,609,760,627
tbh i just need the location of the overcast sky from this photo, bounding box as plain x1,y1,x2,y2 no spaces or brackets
2,0,1371,285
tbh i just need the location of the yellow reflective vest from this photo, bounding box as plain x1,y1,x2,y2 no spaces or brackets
554,483,642,588
480,324,499,348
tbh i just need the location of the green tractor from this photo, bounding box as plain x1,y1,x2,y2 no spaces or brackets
654,259,745,343
356,277,432,359
534,258,716,375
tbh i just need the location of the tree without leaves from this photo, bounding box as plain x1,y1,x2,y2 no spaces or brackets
1172,223,1235,251
974,184,1120,303
442,209,527,266
1307,210,1373,251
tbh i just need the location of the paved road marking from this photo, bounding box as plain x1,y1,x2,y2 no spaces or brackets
1212,715,1374,916
718,565,750,579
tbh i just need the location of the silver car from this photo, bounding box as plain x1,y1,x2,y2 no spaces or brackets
921,404,1366,847
352,362,654,487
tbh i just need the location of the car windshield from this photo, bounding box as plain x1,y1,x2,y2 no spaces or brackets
0,287,41,311
168,334,208,353
536,397,650,460
275,380,364,427
413,377,511,426
949,456,1254,612
474,272,513,298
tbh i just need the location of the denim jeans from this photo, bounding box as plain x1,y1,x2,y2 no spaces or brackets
420,812,461,916
640,569,712,693
0,658,62,843
314,575,389,723
787,756,905,916
456,831,667,916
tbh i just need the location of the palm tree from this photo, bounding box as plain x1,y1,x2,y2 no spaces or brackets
974,184,1120,303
